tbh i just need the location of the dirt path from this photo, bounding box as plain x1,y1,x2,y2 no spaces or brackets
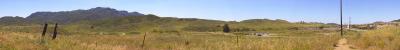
334,38,357,50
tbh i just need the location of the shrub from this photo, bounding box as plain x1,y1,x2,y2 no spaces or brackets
223,24,230,33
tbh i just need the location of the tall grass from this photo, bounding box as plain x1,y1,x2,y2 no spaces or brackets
8,25,400,50
347,25,400,50
0,30,342,50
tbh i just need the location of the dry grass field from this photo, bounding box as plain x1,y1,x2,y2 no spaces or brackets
0,25,399,50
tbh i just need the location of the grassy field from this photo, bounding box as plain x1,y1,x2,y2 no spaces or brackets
346,25,400,50
0,25,399,50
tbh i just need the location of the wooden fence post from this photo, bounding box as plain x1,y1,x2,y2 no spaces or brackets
141,32,147,48
41,23,48,37
52,23,58,40
236,35,239,45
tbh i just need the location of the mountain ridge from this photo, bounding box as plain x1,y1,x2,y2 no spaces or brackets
25,7,145,23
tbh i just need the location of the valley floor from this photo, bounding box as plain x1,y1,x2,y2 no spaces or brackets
0,26,400,50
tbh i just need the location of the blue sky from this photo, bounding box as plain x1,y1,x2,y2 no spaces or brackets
1,0,400,24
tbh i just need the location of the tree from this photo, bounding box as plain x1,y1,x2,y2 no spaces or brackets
223,24,230,33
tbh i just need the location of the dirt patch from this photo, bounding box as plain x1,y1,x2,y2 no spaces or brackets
0,37,4,42
334,38,358,50
81,43,130,50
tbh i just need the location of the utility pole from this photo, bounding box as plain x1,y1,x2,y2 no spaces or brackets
340,0,344,36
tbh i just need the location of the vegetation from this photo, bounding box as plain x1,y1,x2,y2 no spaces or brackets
1,7,399,50
346,25,400,50
0,31,343,50
222,24,230,33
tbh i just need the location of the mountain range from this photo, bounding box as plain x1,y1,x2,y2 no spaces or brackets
25,7,145,23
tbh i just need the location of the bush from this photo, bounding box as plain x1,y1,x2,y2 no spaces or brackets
223,24,230,33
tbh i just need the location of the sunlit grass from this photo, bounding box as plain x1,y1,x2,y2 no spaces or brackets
2,25,400,50
347,25,400,50
0,30,342,50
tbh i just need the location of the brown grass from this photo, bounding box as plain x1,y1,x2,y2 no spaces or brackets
2,26,400,50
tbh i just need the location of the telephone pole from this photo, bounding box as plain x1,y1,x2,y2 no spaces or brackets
340,0,344,36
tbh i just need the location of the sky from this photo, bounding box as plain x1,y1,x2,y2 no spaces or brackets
0,0,400,24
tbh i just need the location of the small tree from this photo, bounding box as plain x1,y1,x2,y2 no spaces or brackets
223,24,230,33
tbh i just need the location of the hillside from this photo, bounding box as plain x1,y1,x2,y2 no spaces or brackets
25,7,145,23
0,7,337,35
